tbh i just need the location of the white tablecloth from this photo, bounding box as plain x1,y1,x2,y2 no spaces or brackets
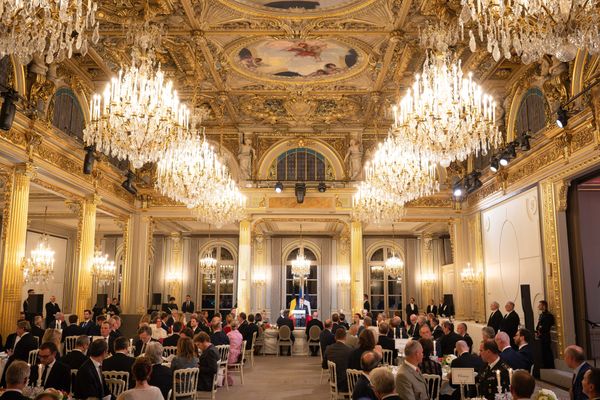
263,328,308,355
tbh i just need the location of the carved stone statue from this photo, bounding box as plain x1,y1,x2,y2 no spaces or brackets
238,134,256,180
541,56,569,113
344,138,363,180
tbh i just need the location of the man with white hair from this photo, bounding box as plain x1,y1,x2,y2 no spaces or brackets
499,301,520,348
449,340,484,399
0,361,30,400
407,315,420,339
145,341,172,400
487,301,503,334
52,312,66,330
495,331,528,369
370,367,401,400
396,340,428,400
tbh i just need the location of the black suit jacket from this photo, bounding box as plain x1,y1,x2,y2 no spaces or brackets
79,320,94,335
477,359,511,400
305,318,323,338
0,391,29,400
243,323,259,349
461,333,474,353
363,300,371,312
29,360,71,393
352,374,376,400
499,347,529,370
518,344,534,370
440,332,462,356
102,352,135,377
499,311,520,343
405,303,419,318
181,301,195,313
11,333,37,362
61,324,82,341
408,323,421,339
30,326,45,345
163,334,180,348
450,352,485,397
87,324,101,337
133,339,157,357
210,331,230,346
148,363,172,399
197,345,219,392
325,342,353,392
378,335,398,359
572,362,592,400
432,325,444,340
487,310,503,334
74,358,109,399
4,333,16,351
426,305,438,316
44,302,61,327
319,330,335,368
62,349,88,370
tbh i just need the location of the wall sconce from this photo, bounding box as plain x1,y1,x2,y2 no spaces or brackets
337,273,351,287
253,271,266,286
166,270,182,290
422,273,437,286
460,263,480,286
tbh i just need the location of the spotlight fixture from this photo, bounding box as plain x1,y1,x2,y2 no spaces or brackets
499,142,516,166
295,182,306,204
519,130,531,151
83,145,96,175
121,170,137,195
490,157,499,173
0,89,19,131
318,182,327,193
274,181,283,193
556,106,569,128
452,181,464,198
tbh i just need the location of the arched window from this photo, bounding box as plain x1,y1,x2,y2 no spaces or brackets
368,247,403,319
268,147,335,181
198,245,236,319
515,88,546,136
52,88,84,140
285,248,318,310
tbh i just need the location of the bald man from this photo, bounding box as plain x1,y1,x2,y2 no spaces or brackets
565,345,592,400
495,332,528,370
449,340,484,399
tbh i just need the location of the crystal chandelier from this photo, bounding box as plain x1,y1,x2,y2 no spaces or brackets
199,250,217,276
391,53,501,167
422,273,437,286
460,262,478,286
91,250,115,287
193,178,247,227
22,206,55,285
352,181,406,224
0,0,99,64
291,224,311,278
459,0,600,63
385,224,404,280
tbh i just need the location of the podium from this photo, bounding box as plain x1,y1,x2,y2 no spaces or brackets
292,310,306,327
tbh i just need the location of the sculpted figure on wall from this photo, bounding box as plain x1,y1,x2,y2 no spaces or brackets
344,138,363,180
238,133,256,180
541,56,569,113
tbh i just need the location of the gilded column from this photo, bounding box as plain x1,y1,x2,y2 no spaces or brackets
127,214,154,315
237,220,252,313
252,233,266,313
350,220,364,314
0,163,36,338
167,232,183,301
116,217,133,313
72,194,100,318
336,226,351,312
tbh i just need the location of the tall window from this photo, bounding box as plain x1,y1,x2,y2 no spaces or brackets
368,247,403,319
199,245,236,319
285,248,318,311
268,147,335,181
51,88,84,139
515,88,546,136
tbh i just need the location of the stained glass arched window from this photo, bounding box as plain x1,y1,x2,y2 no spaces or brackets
515,88,547,136
52,88,84,140
268,147,335,181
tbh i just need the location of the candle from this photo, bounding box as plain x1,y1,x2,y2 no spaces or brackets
508,368,513,385
495,369,501,388
433,340,437,357
37,364,43,387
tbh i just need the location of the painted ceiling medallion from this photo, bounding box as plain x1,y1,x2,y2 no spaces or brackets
230,38,365,83
220,0,375,17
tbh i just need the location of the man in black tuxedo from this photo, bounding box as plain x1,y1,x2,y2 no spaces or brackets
407,314,421,339
536,300,556,368
44,296,60,329
61,335,89,370
431,317,444,340
163,321,183,347
426,299,438,316
487,301,503,334
440,321,462,356
28,342,71,393
514,328,534,371
103,337,135,388
324,328,353,393
499,301,520,349
133,326,156,357
370,367,401,400
495,332,529,370
565,345,592,400
193,332,219,392
145,342,172,399
294,298,310,328
319,319,335,369
439,299,448,317
237,312,251,343
79,309,94,334
0,320,37,389
405,297,419,320
363,294,370,313
30,316,45,345
352,351,380,400
188,315,203,336
457,322,474,353
22,289,36,324
377,322,397,360
61,314,82,341
74,339,110,400
477,340,511,400
449,340,485,399
181,295,194,315
1,361,30,400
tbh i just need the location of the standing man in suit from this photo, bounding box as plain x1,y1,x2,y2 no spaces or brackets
477,340,511,400
405,298,419,320
395,339,428,400
102,336,135,388
500,301,520,349
28,342,71,393
44,296,60,329
363,294,371,313
74,339,109,400
583,368,600,400
426,299,438,316
23,289,35,324
61,335,89,370
193,332,219,392
514,328,534,371
487,301,503,334
181,295,194,316
449,341,485,399
320,319,335,369
325,328,353,393
536,300,556,368
0,361,30,400
565,345,592,400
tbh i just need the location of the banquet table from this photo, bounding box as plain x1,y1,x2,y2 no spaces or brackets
263,328,308,355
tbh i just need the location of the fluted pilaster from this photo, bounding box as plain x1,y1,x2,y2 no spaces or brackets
350,220,364,314
237,220,252,313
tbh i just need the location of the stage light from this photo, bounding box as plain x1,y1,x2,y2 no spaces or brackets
490,157,499,173
466,171,482,193
318,182,326,192
0,89,19,131
556,106,568,128
83,145,95,175
274,181,283,193
452,182,463,198
499,143,516,166
121,170,137,195
295,182,306,204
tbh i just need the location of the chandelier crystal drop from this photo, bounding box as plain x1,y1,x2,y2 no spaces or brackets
352,181,406,224
0,0,99,64
22,234,55,285
91,250,115,287
459,0,600,63
199,250,217,276
385,253,404,279
192,178,247,227
391,53,502,167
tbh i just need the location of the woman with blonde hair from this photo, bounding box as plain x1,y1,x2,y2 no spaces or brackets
226,319,243,385
223,314,233,334
138,314,151,327
170,337,198,372
41,329,62,356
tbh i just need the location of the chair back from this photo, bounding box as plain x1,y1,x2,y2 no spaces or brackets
239,340,247,364
64,336,78,353
250,331,257,350
381,349,394,366
278,325,291,341
216,344,230,364
103,371,130,389
172,367,199,399
308,325,321,342
105,378,126,398
327,360,338,396
163,346,177,358
32,336,39,349
346,369,362,394
28,349,39,366
423,373,442,400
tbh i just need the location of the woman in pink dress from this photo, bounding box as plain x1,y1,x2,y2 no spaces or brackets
226,319,243,386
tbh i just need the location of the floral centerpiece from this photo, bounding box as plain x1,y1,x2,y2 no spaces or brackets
533,389,558,400
441,354,457,366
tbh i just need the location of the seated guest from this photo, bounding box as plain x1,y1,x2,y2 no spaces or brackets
339,314,350,330
134,326,155,357
395,339,428,400
171,337,198,372
193,332,219,392
565,345,592,400
406,315,420,339
377,322,398,360
481,326,495,341
180,328,194,340
418,338,442,377
189,315,204,336
87,315,105,337
331,313,342,333
79,310,94,334
514,328,534,371
226,320,243,385
221,314,232,334
50,313,67,331
456,323,473,353
97,321,115,354
370,367,401,400
352,351,381,400
449,340,484,399
495,332,528,370
74,339,109,400
62,335,89,370
111,316,123,338
31,316,45,345
349,329,380,370
163,322,183,348
320,319,336,368
431,317,443,340
210,318,229,346
477,340,510,400
28,342,70,393
102,337,135,388
510,370,536,400
243,314,259,350
108,298,122,317
346,324,359,348
145,342,172,400
351,313,362,328
583,367,600,400
150,317,167,341
440,321,462,356
325,328,353,393
388,316,408,339
61,315,82,342
116,357,163,400
10,320,37,362
1,361,30,400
